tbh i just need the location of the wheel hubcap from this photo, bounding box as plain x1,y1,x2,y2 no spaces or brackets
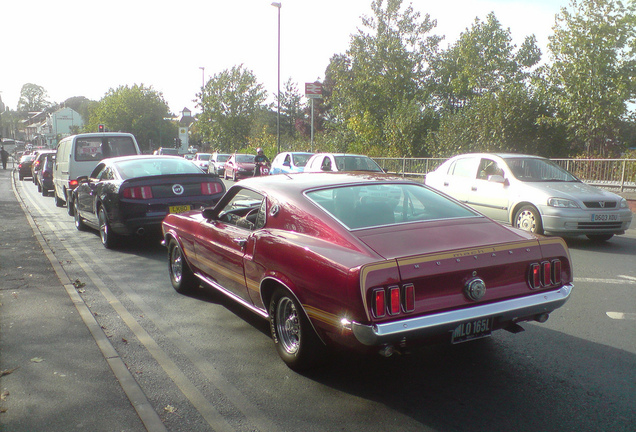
276,297,300,355
517,211,536,232
171,247,183,283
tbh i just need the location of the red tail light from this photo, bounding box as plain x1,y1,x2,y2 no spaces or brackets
388,286,401,315
529,259,562,289
373,289,385,318
403,283,415,312
201,182,223,195
542,261,552,286
530,263,541,289
69,179,79,189
122,186,153,199
552,259,562,285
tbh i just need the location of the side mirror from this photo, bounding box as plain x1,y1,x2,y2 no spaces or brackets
202,207,218,220
283,160,291,167
76,175,89,183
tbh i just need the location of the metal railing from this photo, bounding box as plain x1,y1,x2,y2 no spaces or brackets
373,157,636,192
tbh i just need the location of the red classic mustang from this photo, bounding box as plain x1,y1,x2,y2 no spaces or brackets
162,173,574,370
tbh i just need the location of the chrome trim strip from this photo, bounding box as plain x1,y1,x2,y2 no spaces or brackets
350,283,573,346
194,272,269,319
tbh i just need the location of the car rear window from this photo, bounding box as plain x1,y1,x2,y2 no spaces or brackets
306,183,478,230
115,158,203,179
75,136,138,162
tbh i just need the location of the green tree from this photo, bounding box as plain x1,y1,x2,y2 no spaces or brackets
17,83,52,112
430,12,541,113
325,0,441,156
428,83,567,157
278,78,303,139
542,0,636,155
196,65,268,152
88,84,174,153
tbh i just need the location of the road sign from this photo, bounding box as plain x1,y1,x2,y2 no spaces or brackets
305,82,323,98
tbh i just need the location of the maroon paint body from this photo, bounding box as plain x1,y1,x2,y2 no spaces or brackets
163,173,573,352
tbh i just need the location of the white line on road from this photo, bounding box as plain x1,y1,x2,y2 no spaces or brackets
606,312,636,320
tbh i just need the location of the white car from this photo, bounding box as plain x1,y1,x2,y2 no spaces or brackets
425,153,632,241
304,153,384,173
192,153,212,171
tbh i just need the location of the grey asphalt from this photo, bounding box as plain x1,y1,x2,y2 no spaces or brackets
0,164,159,431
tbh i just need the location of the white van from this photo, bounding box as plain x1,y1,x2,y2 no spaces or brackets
53,133,141,213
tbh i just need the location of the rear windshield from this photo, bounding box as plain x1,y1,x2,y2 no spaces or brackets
333,155,383,172
114,158,203,179
236,154,255,163
306,183,477,230
75,136,137,162
217,154,230,162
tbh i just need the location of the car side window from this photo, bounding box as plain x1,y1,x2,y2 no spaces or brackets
477,159,503,180
219,188,265,230
321,157,332,171
449,158,477,178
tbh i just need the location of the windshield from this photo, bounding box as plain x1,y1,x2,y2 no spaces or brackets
306,183,477,230
333,155,383,172
292,153,312,167
197,154,212,161
217,154,230,162
504,157,578,182
115,158,203,179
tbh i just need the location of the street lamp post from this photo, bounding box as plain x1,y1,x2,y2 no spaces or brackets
199,66,205,90
272,2,281,154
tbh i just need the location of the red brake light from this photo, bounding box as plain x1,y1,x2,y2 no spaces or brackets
201,182,223,195
373,289,385,318
542,261,552,286
552,259,562,285
530,263,541,289
403,283,415,312
122,186,153,199
69,179,79,189
388,286,400,315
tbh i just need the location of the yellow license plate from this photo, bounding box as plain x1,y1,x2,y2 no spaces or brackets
169,205,191,214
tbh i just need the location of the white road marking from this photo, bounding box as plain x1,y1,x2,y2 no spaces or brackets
574,277,636,285
606,312,636,320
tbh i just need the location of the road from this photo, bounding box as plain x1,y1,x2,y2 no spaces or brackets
7,172,636,432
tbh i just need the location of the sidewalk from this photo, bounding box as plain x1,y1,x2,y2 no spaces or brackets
0,167,152,431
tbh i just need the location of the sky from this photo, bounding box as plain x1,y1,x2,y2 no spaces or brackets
0,0,570,116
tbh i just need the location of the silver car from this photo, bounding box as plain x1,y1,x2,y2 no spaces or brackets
425,153,632,241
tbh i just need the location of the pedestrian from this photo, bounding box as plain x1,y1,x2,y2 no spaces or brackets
1,146,9,170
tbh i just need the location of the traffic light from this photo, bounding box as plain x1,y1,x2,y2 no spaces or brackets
98,124,105,132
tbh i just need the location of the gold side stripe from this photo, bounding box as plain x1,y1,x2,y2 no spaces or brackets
304,305,341,328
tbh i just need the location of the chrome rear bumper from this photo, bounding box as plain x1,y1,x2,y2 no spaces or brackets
350,284,573,346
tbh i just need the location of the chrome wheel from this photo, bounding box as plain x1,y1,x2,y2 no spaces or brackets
98,207,118,248
170,246,184,285
275,296,301,356
168,239,197,293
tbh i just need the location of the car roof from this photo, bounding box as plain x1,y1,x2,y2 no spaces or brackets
236,172,414,196
450,153,547,160
100,155,186,164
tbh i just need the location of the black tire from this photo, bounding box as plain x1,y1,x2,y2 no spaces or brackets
41,186,48,197
586,234,613,242
54,191,65,207
98,206,119,249
74,199,87,231
514,205,543,235
37,182,42,192
66,193,74,216
232,169,237,182
168,239,198,294
19,174,24,181
269,288,327,370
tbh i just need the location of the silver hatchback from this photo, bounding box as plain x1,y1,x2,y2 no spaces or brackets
425,153,632,241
